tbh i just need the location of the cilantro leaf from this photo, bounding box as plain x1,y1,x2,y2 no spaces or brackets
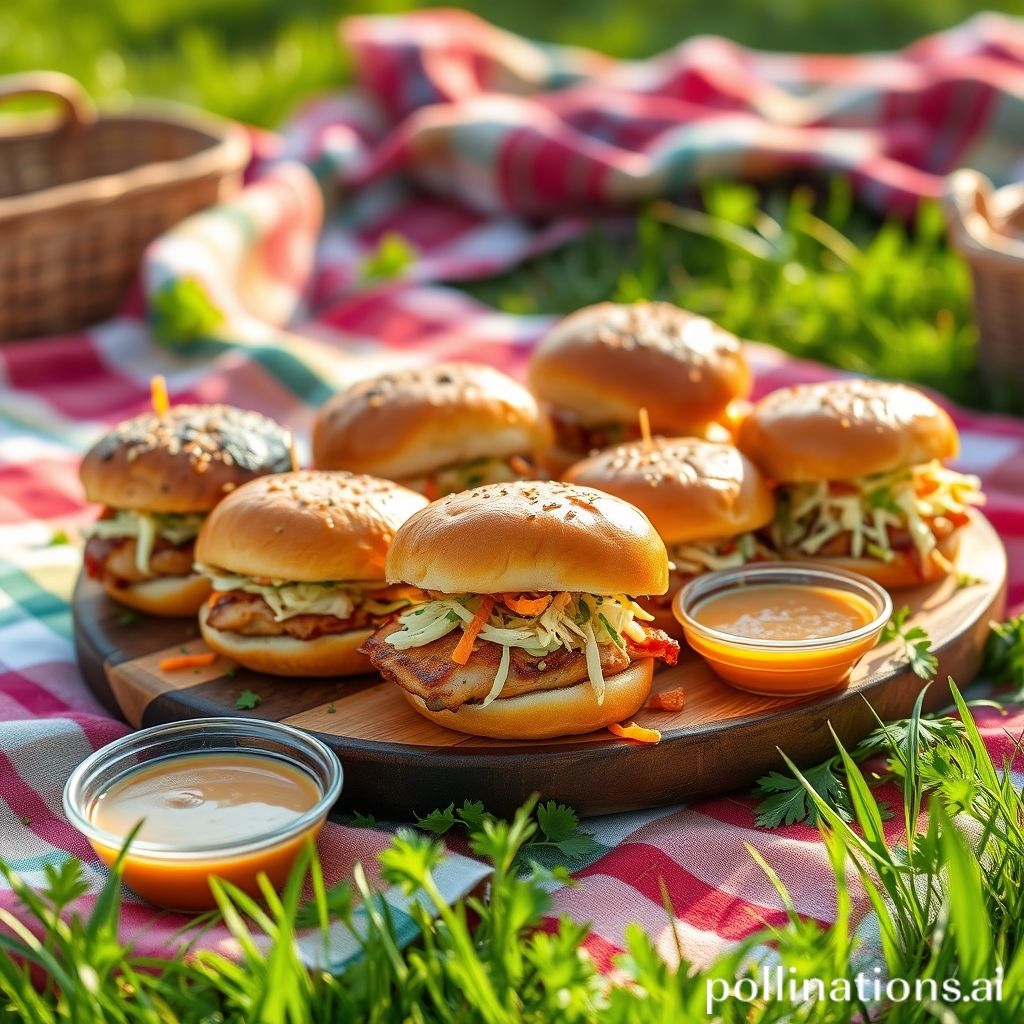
456,799,487,831
416,804,458,837
879,606,937,680
296,881,353,929
536,801,580,843
234,689,261,711
754,758,851,828
349,811,379,829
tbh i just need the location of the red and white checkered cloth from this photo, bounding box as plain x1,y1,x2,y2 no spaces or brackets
4,8,1024,969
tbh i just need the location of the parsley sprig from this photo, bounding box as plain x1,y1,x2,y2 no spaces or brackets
880,605,938,681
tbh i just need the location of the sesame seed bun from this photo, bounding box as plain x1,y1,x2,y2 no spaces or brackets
194,471,428,582
401,658,654,739
739,380,959,482
198,605,372,677
564,438,774,545
312,362,550,480
528,302,751,432
386,480,669,595
79,405,295,513
101,573,212,618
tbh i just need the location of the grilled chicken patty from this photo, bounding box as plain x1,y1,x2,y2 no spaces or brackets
84,536,195,586
361,619,677,712
205,591,386,642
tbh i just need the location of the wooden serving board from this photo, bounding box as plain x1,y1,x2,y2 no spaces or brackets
74,514,1006,819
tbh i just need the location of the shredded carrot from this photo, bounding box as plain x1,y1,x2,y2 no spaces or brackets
647,686,686,712
159,651,217,672
503,593,552,616
608,721,662,744
423,475,439,502
207,592,221,608
507,454,531,476
451,596,495,665
150,375,170,416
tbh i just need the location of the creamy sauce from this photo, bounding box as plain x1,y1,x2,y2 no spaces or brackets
91,752,321,847
692,584,875,641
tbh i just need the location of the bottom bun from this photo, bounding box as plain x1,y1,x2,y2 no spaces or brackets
104,573,211,618
784,530,962,589
199,605,373,677
401,658,654,739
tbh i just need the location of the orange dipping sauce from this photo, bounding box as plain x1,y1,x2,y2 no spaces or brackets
674,566,891,697
64,719,342,913
693,585,876,641
87,753,324,912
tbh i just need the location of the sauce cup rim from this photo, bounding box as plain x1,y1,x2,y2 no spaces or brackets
673,562,893,653
62,717,343,860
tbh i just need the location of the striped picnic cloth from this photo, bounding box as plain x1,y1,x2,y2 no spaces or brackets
4,9,1024,969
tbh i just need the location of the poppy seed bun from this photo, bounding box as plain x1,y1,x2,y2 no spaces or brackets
739,380,959,482
564,438,774,545
195,471,428,582
80,405,294,513
401,658,654,739
102,573,212,617
528,302,751,431
312,362,550,479
199,605,372,677
386,480,669,595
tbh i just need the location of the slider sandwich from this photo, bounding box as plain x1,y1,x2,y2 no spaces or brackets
194,471,428,676
361,481,680,739
312,362,550,498
565,437,775,634
738,379,984,586
528,301,751,473
80,405,294,616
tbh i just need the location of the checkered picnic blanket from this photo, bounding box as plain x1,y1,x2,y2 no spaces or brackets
4,8,1024,970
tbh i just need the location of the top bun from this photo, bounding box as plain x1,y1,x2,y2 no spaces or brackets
80,405,294,513
528,302,750,431
564,438,774,545
387,480,669,596
195,471,428,582
312,362,549,479
739,379,959,482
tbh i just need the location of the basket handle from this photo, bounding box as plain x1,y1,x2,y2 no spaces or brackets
0,71,96,130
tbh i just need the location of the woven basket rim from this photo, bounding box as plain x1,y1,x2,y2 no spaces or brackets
0,102,250,223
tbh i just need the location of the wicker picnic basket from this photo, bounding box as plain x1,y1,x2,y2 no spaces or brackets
946,169,1024,397
0,72,250,340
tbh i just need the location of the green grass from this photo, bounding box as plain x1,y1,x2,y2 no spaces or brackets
3,672,1024,1021
1,0,1012,126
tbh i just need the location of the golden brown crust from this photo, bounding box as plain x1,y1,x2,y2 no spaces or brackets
386,480,669,595
194,471,428,582
738,380,959,482
400,658,654,738
80,405,294,513
564,438,774,544
102,573,211,617
199,605,372,677
312,362,550,478
528,302,751,431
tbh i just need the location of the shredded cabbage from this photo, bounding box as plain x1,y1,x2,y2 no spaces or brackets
775,461,983,567
668,532,774,575
405,455,524,495
84,510,205,576
385,592,654,705
194,565,415,623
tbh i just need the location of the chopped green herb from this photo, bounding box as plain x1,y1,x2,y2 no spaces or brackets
47,529,70,546
597,612,625,650
327,704,337,714
224,664,237,679
956,572,983,590
235,689,261,711
880,606,937,681
117,611,140,626
20,816,31,827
